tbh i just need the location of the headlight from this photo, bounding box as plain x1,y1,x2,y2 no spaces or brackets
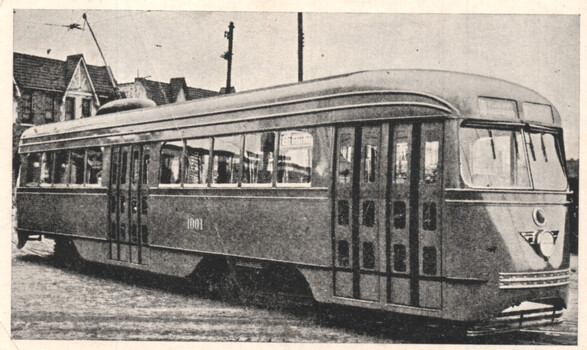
536,231,555,258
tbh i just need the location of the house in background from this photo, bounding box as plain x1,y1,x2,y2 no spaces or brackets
119,77,217,106
12,52,117,184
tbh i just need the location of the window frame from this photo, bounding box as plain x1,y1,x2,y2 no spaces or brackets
65,97,75,121
82,98,92,118
524,129,568,191
210,134,243,187
53,150,71,186
39,151,55,186
276,129,314,188
85,147,104,186
69,148,87,186
23,153,41,187
183,137,212,188
154,127,327,188
459,125,532,190
241,132,276,187
458,121,570,190
159,140,185,187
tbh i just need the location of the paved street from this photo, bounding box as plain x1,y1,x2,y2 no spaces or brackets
10,236,578,344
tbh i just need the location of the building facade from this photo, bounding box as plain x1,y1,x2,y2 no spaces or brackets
12,52,117,184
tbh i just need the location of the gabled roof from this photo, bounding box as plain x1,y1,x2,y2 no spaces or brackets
64,54,83,84
13,52,115,96
188,86,218,100
169,77,187,102
122,77,217,105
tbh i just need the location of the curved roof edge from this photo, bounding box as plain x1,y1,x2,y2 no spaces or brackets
21,69,559,141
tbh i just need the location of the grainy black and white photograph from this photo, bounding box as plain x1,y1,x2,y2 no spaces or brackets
3,2,581,348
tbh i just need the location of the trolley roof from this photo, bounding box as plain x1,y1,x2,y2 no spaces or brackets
19,69,560,152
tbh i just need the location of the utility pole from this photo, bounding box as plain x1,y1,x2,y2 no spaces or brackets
222,22,235,94
298,13,304,82
83,13,121,99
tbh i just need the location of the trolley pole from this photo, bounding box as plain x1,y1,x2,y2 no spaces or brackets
222,22,235,94
82,13,121,99
298,13,304,82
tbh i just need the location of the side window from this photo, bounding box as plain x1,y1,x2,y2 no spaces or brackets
337,128,354,184
361,126,380,183
160,141,184,185
120,148,129,185
87,147,103,185
243,132,275,185
82,98,92,118
54,150,70,184
394,140,409,184
70,149,85,185
423,126,441,184
142,148,150,185
65,97,75,121
40,152,54,185
277,130,313,185
184,138,211,186
212,135,241,185
25,153,41,186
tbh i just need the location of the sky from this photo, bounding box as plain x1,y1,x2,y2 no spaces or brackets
12,10,580,158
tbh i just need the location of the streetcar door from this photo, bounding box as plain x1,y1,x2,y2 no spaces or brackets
333,125,382,301
387,122,443,308
108,145,150,264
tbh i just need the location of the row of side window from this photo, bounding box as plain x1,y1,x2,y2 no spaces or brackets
19,127,332,188
21,148,103,187
159,129,316,187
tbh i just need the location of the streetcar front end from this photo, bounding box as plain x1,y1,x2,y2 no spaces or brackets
443,97,570,334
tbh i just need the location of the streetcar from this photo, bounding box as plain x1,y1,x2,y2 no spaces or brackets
15,70,571,335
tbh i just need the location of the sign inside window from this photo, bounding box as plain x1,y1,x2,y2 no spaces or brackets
478,97,518,119
281,131,313,148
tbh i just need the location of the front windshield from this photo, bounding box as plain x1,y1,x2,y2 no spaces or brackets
525,131,567,190
460,127,530,188
460,125,567,190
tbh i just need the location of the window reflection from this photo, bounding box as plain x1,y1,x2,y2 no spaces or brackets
25,153,41,185
338,130,353,184
362,127,379,183
460,127,530,188
394,141,409,184
212,135,241,184
40,152,54,185
54,150,69,184
424,141,439,183
160,141,183,185
71,149,85,185
527,132,567,190
87,147,103,185
243,133,274,184
184,139,210,185
278,130,313,185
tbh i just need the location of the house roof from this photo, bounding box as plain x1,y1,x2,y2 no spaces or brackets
13,52,115,96
188,86,218,100
122,77,217,105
